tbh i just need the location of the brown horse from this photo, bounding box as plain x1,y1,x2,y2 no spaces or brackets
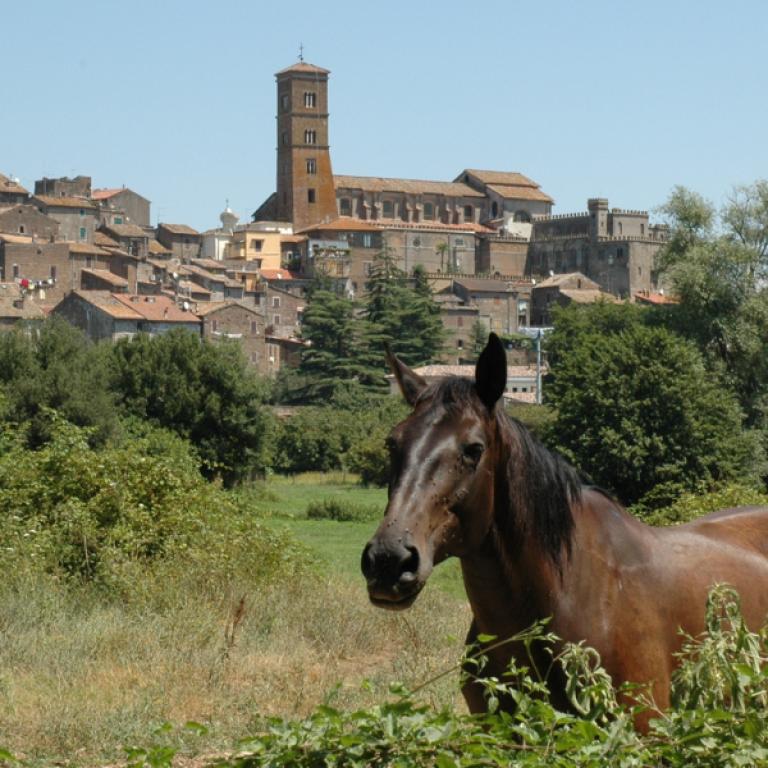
361,333,768,726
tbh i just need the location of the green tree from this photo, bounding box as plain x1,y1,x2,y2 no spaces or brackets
364,248,446,368
108,329,273,485
0,318,117,446
545,305,763,507
656,183,768,427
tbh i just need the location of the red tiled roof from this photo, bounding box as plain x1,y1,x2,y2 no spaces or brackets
148,239,172,255
80,268,129,287
334,174,484,198
460,170,540,188
634,291,678,305
260,269,298,281
486,184,553,203
66,241,109,255
275,61,330,76
296,216,380,234
159,223,200,236
33,195,97,210
111,293,201,322
91,188,122,201
102,223,147,238
94,231,120,248
0,173,28,196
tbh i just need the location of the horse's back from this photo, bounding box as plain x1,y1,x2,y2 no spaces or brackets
678,505,768,558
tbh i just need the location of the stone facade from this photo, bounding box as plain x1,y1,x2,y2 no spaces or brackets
198,300,268,372
32,196,99,243
0,205,60,240
156,223,201,261
258,283,303,338
0,174,29,205
34,175,92,198
528,198,668,297
273,62,337,230
92,187,151,228
53,291,201,341
530,272,618,326
451,277,532,336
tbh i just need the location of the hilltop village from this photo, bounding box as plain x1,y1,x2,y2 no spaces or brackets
0,59,671,386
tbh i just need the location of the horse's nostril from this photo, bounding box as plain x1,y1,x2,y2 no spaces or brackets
400,545,420,579
361,542,376,579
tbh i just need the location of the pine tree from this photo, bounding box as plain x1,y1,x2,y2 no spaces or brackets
364,250,446,368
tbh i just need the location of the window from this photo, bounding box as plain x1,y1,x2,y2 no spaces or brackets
457,316,464,327
211,319,218,332
273,314,280,326
306,158,316,174
280,93,289,112
114,216,123,224
251,320,259,334
304,91,316,108
491,201,498,218
308,188,316,203
513,210,531,223
640,223,645,236
463,205,473,222
79,227,86,240
86,256,92,268
79,209,85,216
251,239,263,251
339,197,352,216
304,129,316,144
617,247,624,259
50,265,57,280
382,200,394,218
362,233,372,248
454,238,465,247
457,339,464,349
18,225,24,234
281,131,289,146
272,296,281,308
618,222,623,235
13,264,19,279
423,202,434,220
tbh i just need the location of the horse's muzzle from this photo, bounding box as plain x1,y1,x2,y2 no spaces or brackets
361,539,423,610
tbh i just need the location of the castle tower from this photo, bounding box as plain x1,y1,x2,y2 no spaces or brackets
275,61,337,230
587,198,609,240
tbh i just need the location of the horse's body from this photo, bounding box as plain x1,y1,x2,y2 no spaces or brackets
361,334,768,727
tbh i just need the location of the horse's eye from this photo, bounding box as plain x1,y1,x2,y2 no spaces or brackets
462,442,484,465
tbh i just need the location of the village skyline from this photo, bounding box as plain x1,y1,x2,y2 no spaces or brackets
4,0,767,232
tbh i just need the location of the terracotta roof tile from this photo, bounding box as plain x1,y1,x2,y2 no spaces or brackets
275,61,330,76
94,231,120,248
486,184,554,203
111,293,201,323
102,223,147,238
80,268,129,287
460,170,540,187
559,288,619,304
69,290,143,320
91,188,122,201
296,216,381,234
0,173,28,196
334,174,484,198
33,195,98,210
66,241,109,255
260,269,298,281
159,223,200,236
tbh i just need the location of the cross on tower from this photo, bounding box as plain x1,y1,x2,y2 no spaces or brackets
298,43,304,62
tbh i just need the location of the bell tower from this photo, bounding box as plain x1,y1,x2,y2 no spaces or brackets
275,60,337,230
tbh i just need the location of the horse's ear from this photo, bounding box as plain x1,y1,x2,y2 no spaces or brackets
475,333,507,410
385,343,427,406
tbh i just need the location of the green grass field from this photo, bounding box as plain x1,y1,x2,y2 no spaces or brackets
251,473,466,598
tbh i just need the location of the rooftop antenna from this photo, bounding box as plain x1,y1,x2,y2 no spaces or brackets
298,42,304,62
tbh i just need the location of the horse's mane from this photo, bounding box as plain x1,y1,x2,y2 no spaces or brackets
416,376,582,567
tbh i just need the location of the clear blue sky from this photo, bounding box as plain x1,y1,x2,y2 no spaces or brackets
3,0,766,231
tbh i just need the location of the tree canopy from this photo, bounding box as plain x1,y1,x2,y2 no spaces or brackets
545,304,764,508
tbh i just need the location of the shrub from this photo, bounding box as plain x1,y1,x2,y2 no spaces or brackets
305,498,379,522
0,416,310,595
634,483,768,526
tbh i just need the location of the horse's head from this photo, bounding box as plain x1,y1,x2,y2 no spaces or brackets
362,333,507,609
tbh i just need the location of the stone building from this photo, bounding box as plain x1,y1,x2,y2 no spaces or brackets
0,283,46,328
530,272,618,326
99,223,149,259
0,173,29,205
0,204,60,240
34,175,91,199
156,223,201,261
270,61,337,230
450,277,532,335
92,187,151,228
31,195,99,243
53,291,201,341
197,300,267,370
528,198,668,297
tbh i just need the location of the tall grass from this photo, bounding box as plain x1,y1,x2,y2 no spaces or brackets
0,569,468,765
